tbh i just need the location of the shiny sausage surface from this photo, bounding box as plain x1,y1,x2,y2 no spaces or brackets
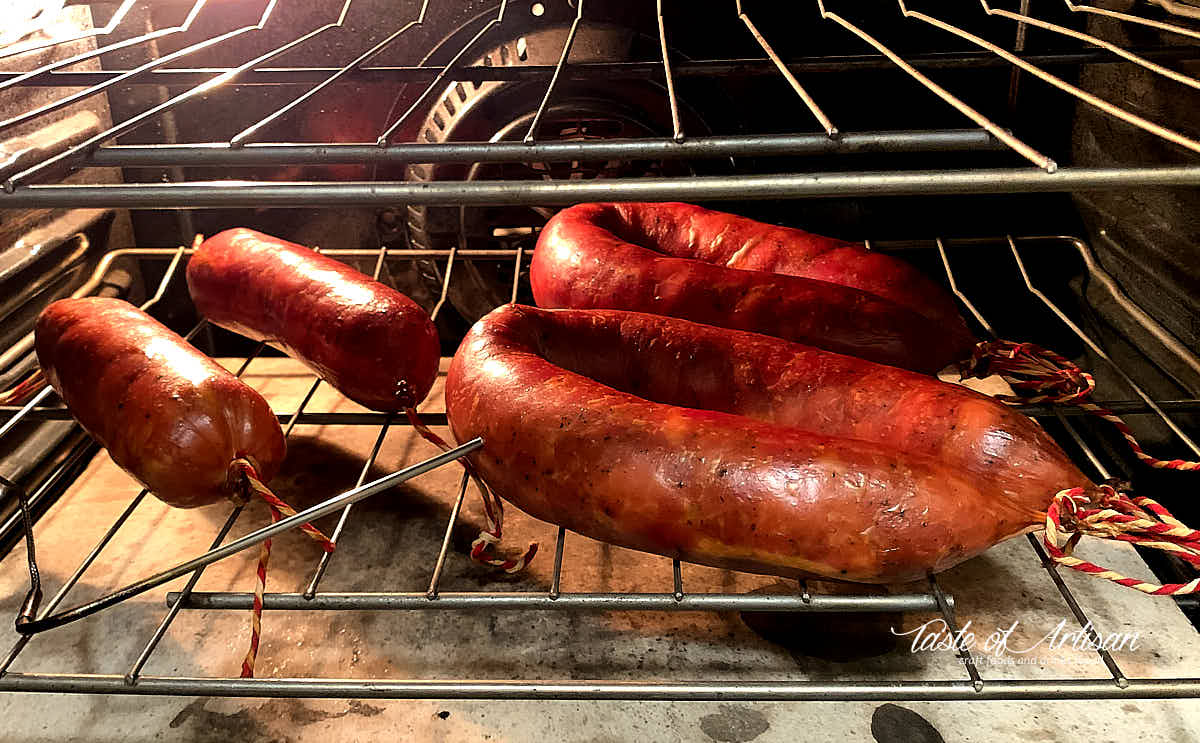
187,228,440,411
446,305,1093,583
36,297,285,508
531,202,976,373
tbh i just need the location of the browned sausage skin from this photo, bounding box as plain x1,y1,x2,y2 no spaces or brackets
187,228,440,411
445,306,1093,583
35,297,285,509
530,202,976,373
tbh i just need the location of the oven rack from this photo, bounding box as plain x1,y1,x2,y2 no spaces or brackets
2,1,1200,206
1,234,1199,700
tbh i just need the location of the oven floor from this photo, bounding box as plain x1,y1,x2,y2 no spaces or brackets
1,358,1198,741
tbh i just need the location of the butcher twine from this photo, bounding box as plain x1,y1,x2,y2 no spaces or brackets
405,407,537,573
960,340,1199,471
1045,484,1200,595
230,459,335,678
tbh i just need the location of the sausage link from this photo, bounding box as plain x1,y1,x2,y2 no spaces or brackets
36,297,285,509
187,229,440,411
446,306,1093,583
531,203,976,373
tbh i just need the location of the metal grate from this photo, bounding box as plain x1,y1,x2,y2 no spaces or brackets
0,234,1198,700
0,1,1199,204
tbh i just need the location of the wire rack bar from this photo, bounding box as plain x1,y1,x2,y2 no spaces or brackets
9,48,1200,88
524,0,582,144
378,1,508,146
982,1,1200,91
426,472,470,599
739,1,836,136
229,0,430,147
167,591,947,613
4,0,360,190
0,0,210,95
897,1,1200,157
816,0,1053,170
3,674,1200,700
0,1,265,137
6,166,1200,208
91,130,1003,167
0,0,138,62
1064,0,1200,41
656,0,684,142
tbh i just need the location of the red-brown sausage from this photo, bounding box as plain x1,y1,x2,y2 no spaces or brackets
445,305,1093,583
35,297,285,509
187,229,440,411
530,202,976,373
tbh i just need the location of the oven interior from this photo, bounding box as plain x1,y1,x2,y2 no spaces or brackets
0,0,1199,708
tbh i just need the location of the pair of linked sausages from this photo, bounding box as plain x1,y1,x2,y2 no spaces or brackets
36,230,439,508
37,204,1092,583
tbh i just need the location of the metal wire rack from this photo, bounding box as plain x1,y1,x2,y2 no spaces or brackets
0,233,1198,700
0,0,1199,205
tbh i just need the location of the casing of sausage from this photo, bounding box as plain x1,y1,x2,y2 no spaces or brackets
187,228,440,411
36,297,285,508
531,202,976,373
446,305,1092,583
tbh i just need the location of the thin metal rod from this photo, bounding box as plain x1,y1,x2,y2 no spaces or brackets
524,0,582,144
10,166,1200,207
1026,535,1129,686
0,1,261,137
169,591,948,613
982,1,1200,90
125,505,246,682
6,0,357,190
935,237,998,338
548,526,566,599
229,0,428,147
816,0,1054,170
377,1,508,146
740,1,837,136
3,674,1199,700
0,0,138,62
0,387,53,443
1065,0,1200,41
656,0,684,142
928,575,982,692
24,669,1200,699
282,380,323,438
427,471,470,600
302,242,391,597
1054,409,1114,480
898,1,1200,157
13,440,482,635
0,492,146,675
304,418,392,597
672,559,683,601
11,48,1200,88
509,245,524,304
0,0,210,95
1006,238,1200,458
93,130,1003,167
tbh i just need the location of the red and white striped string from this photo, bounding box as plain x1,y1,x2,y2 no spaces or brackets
404,407,536,573
0,369,45,406
1044,484,1200,595
230,459,335,678
961,340,1199,471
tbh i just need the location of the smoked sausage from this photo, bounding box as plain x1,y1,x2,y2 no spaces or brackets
187,229,440,411
35,297,285,509
530,202,976,373
445,305,1094,583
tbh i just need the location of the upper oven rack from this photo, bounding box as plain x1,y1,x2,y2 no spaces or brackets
2,0,1200,207
1,234,1199,700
